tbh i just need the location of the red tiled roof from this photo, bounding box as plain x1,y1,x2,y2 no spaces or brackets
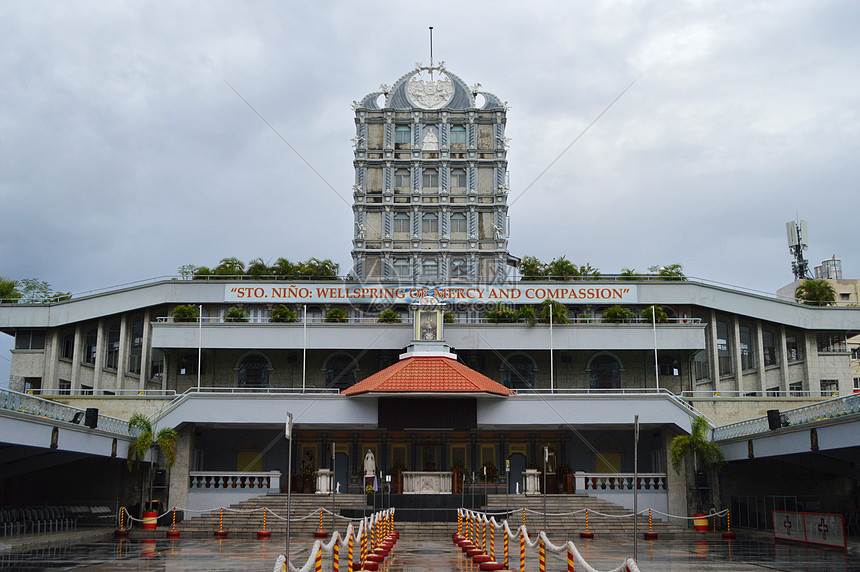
341,356,514,397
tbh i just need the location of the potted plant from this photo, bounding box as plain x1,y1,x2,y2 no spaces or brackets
224,306,249,322
670,416,725,531
639,305,668,324
601,305,635,323
443,311,456,324
269,305,298,323
127,414,178,526
324,308,349,323
377,309,402,324
171,304,199,323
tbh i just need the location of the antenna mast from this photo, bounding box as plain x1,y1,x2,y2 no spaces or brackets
429,26,434,80
786,219,811,280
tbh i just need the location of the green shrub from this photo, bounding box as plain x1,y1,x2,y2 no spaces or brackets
377,309,402,324
270,305,298,323
324,308,349,323
172,304,199,323
224,306,249,322
602,305,636,323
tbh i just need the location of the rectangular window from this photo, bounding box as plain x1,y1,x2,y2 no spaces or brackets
58,379,71,396
451,215,467,234
717,321,733,376
789,381,803,397
83,329,97,365
394,125,411,148
105,325,120,370
14,330,46,350
450,126,467,147
739,325,754,370
786,334,803,362
394,214,410,233
762,330,778,366
61,333,75,360
81,384,93,396
451,170,467,188
854,377,860,393
820,379,839,397
422,215,438,234
817,334,848,353
766,386,780,397
422,170,438,188
694,350,710,381
128,320,143,375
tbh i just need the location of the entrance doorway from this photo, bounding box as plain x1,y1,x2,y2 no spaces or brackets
334,452,349,494
508,453,526,494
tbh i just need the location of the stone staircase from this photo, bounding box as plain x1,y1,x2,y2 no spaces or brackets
175,494,367,538
485,494,688,539
174,492,687,539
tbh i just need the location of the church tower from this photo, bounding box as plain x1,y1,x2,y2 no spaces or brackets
350,64,514,283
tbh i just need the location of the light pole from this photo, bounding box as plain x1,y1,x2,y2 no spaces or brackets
505,459,510,519
543,446,548,531
285,412,293,565
633,414,640,562
331,442,335,534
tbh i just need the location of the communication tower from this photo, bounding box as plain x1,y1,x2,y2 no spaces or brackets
786,220,811,281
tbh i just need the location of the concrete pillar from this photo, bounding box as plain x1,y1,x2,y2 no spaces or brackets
93,319,106,392
803,332,818,396
708,310,719,391
44,330,60,392
755,320,766,394
71,325,83,392
732,317,743,392
116,314,128,390
778,326,789,393
662,427,688,520
168,424,195,513
139,309,152,391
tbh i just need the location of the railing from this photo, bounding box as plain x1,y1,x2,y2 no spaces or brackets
0,388,138,437
27,389,176,397
188,471,281,491
713,393,860,441
576,472,667,491
682,390,818,399
155,315,702,325
515,387,676,396
184,387,341,395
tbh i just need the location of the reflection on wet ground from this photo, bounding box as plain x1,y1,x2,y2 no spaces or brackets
2,533,860,571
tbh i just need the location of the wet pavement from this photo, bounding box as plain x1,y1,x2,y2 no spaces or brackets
2,532,860,571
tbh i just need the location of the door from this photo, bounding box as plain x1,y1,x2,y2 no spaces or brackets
334,452,349,494
509,453,526,494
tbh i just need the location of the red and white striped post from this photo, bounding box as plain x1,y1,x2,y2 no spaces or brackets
519,534,525,572
539,536,546,572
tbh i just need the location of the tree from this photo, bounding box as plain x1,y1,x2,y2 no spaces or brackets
546,256,580,280
18,278,53,302
618,268,639,281
538,299,570,324
192,266,212,279
224,306,249,322
127,413,178,512
578,263,601,280
648,264,687,281
519,256,547,279
213,257,245,276
670,416,725,512
177,264,199,279
271,258,297,279
517,305,537,326
246,258,271,278
0,277,21,303
299,258,339,280
484,302,518,324
795,279,836,306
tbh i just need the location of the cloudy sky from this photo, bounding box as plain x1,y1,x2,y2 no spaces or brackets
2,1,859,381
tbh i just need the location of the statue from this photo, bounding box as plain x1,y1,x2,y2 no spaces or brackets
364,450,376,476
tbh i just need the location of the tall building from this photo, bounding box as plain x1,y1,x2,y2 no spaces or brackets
350,64,514,282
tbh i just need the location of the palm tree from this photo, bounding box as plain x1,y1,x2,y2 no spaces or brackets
246,257,271,278
0,277,21,303
127,414,178,512
546,256,580,280
518,256,547,279
670,416,724,512
538,299,570,324
795,279,836,306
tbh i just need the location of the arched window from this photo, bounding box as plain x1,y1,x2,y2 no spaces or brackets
237,354,271,388
394,169,410,188
105,324,120,369
503,355,536,389
128,320,143,374
451,213,467,234
394,212,410,233
422,169,438,188
589,355,621,389
325,354,357,389
422,213,438,233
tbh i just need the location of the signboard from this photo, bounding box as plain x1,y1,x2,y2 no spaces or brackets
773,511,845,549
225,283,638,305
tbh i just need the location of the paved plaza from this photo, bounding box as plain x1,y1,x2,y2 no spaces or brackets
2,531,860,571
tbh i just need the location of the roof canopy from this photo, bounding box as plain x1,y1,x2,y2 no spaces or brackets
341,355,514,397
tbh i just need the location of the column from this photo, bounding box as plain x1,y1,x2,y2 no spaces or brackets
93,319,106,392
167,425,195,514
139,309,152,391
116,314,128,390
732,317,743,392
708,311,719,390
662,427,687,519
71,325,83,392
755,320,766,394
803,332,818,396
44,330,60,392
778,326,789,393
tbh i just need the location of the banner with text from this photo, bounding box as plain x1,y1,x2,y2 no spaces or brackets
224,283,638,304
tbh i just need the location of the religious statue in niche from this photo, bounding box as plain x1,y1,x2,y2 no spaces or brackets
364,449,376,476
421,127,439,151
420,311,438,340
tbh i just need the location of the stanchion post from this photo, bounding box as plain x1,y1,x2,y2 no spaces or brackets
504,530,509,568
567,545,574,572
333,542,339,572
519,532,525,572
348,532,354,572
539,535,546,572
315,543,322,572
285,412,293,566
